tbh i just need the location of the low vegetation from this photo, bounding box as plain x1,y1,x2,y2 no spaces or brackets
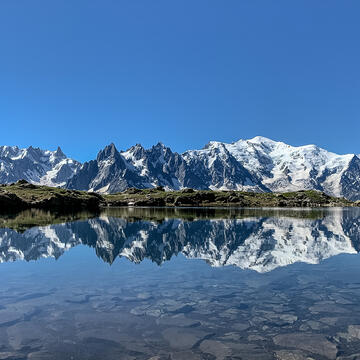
0,180,102,213
0,181,356,216
104,186,354,208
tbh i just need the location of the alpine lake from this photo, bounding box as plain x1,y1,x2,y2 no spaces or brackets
1,207,360,360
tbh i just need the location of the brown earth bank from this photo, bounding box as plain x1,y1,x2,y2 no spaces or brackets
0,180,358,214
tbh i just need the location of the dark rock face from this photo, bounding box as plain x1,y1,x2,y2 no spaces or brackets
123,142,189,189
182,143,267,191
66,160,99,191
340,156,360,201
67,144,147,193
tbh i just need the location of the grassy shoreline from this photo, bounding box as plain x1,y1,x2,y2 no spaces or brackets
0,181,357,214
104,187,356,208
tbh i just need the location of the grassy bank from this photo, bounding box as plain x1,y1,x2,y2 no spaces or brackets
104,187,354,208
0,181,356,215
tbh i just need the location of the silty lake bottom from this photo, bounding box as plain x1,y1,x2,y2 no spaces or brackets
1,208,360,359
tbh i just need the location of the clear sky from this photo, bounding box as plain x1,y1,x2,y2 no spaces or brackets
1,1,359,162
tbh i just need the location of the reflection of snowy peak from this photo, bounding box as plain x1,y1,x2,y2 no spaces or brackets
1,210,360,272
0,225,79,262
183,216,357,272
0,145,80,187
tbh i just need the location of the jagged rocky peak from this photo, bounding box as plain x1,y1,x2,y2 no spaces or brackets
24,145,39,158
124,143,146,159
151,142,174,158
97,143,120,161
153,141,166,149
54,146,66,158
148,142,170,156
68,143,148,193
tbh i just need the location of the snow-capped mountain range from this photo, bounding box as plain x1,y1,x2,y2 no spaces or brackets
0,145,80,187
1,136,360,200
1,209,360,272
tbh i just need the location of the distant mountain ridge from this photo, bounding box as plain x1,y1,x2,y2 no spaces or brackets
0,145,80,187
1,137,360,200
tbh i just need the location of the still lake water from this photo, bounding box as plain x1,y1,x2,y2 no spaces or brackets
1,207,360,359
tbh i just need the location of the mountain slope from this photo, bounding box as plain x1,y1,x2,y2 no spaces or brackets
122,142,187,190
223,136,360,200
67,143,149,193
182,141,267,191
0,146,80,187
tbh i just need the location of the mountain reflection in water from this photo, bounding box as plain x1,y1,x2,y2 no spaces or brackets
1,207,359,272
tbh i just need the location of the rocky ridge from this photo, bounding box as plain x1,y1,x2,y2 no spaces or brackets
0,145,80,186
65,137,360,201
1,137,360,200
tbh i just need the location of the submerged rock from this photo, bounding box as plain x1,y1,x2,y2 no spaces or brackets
273,333,337,359
161,327,213,350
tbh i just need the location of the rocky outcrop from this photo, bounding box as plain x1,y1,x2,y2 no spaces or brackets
0,181,102,213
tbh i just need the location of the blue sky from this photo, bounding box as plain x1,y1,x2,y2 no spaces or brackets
1,0,359,162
